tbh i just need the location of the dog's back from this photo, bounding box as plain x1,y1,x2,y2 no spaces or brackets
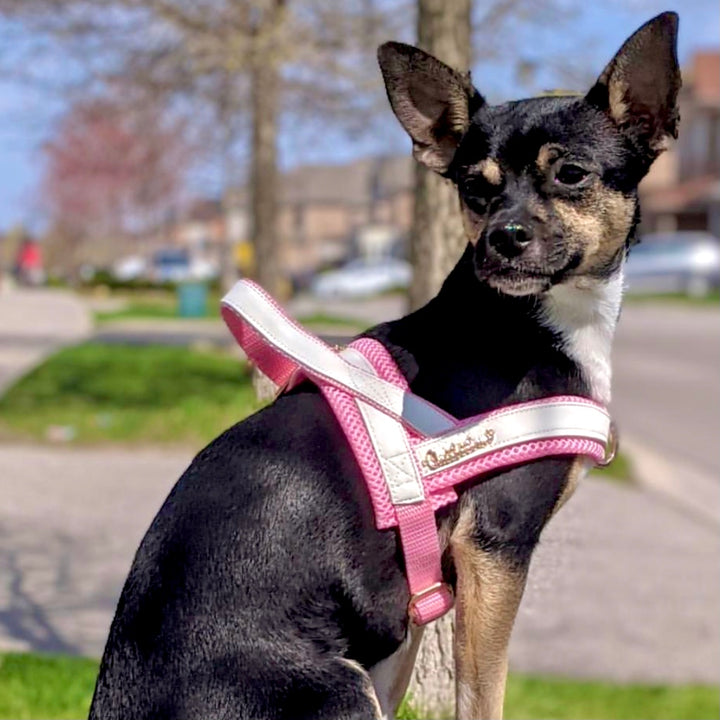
89,391,407,719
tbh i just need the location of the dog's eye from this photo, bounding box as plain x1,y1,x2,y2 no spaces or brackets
461,185,489,213
464,195,488,213
554,163,590,186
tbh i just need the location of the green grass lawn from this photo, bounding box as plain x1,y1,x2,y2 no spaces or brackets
93,289,223,322
95,301,190,321
92,290,369,331
501,674,720,720
295,312,369,332
590,450,634,484
0,653,98,719
96,300,368,333
0,343,263,446
399,674,720,719
2,653,717,720
400,675,719,719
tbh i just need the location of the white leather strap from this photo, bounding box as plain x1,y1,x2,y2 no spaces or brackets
342,348,425,504
415,400,610,476
222,281,455,436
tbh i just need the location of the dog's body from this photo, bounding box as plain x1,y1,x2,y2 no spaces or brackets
89,14,680,720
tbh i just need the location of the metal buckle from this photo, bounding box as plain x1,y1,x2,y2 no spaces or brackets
408,582,453,624
596,420,619,468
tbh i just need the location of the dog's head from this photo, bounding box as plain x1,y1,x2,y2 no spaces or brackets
378,12,680,296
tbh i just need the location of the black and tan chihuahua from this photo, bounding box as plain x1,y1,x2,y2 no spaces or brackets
90,13,680,720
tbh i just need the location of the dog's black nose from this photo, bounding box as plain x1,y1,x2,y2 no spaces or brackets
487,222,532,258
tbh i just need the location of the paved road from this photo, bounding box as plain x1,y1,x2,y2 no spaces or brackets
514,476,719,684
612,304,720,479
0,445,191,656
0,288,90,393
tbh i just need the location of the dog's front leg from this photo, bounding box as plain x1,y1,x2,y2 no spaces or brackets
370,624,425,718
451,505,528,720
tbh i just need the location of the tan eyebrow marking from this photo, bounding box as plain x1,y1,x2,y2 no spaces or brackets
468,158,502,185
536,143,564,172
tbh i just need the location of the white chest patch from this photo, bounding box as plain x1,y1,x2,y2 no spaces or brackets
539,270,624,405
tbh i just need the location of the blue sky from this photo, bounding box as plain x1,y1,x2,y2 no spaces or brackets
0,0,717,232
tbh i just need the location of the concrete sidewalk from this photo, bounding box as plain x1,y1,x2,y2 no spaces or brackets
0,288,91,393
90,292,402,348
0,442,717,684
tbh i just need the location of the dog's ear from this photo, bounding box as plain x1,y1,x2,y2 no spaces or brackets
377,42,484,174
586,12,681,155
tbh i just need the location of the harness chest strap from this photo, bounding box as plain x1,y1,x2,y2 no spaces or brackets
324,341,609,624
221,280,611,624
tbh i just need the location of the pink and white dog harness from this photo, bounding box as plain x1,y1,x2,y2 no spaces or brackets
221,280,612,625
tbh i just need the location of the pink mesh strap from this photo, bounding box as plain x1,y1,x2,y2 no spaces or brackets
321,367,454,624
221,281,610,625
396,504,454,623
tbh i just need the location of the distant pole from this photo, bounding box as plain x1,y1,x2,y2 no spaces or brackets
220,72,239,294
249,0,286,299
408,0,472,312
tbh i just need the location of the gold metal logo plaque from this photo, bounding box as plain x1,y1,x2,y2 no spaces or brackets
421,429,495,471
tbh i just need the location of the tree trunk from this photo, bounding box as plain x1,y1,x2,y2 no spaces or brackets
220,92,239,294
408,0,472,312
408,612,456,718
249,0,285,298
406,1,472,715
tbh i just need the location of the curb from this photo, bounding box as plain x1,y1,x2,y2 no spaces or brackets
622,435,719,528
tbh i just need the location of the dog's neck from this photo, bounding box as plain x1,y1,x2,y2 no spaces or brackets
368,245,622,415
539,271,624,406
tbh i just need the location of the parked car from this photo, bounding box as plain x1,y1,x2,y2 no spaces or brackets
311,257,411,298
112,255,147,282
625,232,720,297
151,249,217,283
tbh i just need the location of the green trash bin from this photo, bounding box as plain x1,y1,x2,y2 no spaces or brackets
177,281,208,318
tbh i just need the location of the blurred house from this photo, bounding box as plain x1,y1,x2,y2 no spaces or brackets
174,199,225,252
222,156,413,279
640,51,720,238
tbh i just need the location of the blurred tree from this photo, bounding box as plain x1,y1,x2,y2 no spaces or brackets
401,0,473,710
249,0,285,296
0,224,28,282
37,93,193,281
42,95,191,241
405,1,574,713
396,1,473,713
408,0,472,312
0,0,396,295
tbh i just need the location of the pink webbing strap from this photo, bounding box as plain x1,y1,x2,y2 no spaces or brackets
396,504,454,623
321,381,454,624
324,339,454,623
221,296,300,390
